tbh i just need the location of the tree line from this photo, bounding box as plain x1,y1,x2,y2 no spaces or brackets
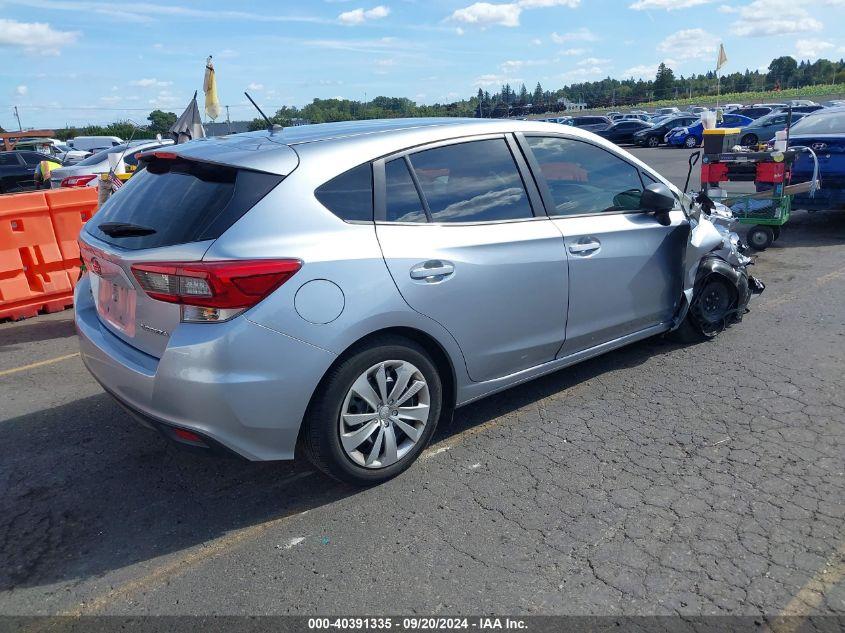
249,56,843,129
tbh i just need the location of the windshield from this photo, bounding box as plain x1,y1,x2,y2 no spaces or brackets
789,110,845,135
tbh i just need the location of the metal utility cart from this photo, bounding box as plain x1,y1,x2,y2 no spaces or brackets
700,149,795,250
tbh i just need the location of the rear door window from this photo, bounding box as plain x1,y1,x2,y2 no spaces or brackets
87,157,282,250
315,163,373,222
408,138,533,223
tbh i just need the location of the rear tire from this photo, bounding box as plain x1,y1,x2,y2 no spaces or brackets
303,335,442,486
684,136,698,149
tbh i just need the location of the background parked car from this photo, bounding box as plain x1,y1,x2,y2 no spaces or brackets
0,151,60,193
732,106,774,119
50,139,173,188
596,119,652,144
788,106,845,211
739,111,807,146
778,104,824,114
569,115,612,132
723,103,744,112
14,139,88,164
633,113,700,147
654,107,680,116
68,136,123,153
665,114,753,148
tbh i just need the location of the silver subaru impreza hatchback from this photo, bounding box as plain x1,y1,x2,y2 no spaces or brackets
75,118,758,485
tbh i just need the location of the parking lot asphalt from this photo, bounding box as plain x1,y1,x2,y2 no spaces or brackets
1,147,843,618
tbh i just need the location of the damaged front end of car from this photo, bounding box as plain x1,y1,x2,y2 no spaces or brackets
668,160,765,343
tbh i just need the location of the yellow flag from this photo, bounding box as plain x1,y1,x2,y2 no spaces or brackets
716,43,728,72
203,56,221,120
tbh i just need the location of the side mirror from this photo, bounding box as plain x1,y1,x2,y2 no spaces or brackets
640,182,675,226
640,182,675,212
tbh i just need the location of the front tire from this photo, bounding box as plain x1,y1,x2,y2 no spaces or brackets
668,278,736,343
647,136,660,148
303,335,443,486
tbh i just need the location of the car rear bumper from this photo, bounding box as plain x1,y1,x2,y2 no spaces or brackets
74,274,337,461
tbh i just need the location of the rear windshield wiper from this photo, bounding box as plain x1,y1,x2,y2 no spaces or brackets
98,222,157,237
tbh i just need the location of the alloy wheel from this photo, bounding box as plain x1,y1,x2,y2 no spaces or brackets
338,360,430,469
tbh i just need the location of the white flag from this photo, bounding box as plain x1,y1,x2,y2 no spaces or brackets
716,43,728,72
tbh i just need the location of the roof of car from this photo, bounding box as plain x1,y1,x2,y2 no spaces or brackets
161,117,658,176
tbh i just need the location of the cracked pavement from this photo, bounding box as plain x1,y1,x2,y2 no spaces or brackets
0,148,843,617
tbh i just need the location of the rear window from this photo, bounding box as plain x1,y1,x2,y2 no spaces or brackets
87,157,282,250
315,164,373,222
789,111,845,135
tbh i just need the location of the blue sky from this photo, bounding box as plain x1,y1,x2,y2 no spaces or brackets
1,0,844,129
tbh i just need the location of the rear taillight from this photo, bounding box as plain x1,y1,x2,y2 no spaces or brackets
61,174,97,187
131,259,302,322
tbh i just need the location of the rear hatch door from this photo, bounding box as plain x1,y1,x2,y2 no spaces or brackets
80,139,295,358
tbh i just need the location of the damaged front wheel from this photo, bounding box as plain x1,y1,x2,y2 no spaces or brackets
668,278,736,343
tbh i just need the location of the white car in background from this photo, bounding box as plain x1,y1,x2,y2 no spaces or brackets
13,139,89,164
50,139,174,188
68,136,123,153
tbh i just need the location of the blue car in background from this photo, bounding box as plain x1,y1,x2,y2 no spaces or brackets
739,111,807,146
665,114,754,148
788,106,845,210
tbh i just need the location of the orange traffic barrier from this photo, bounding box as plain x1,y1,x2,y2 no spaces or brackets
0,187,98,321
45,188,98,288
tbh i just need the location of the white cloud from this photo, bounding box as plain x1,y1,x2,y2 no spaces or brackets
630,0,714,9
559,47,587,56
717,4,739,12
99,95,121,104
729,0,822,37
657,28,717,60
473,72,523,86
519,0,580,6
0,19,79,55
451,2,522,27
450,0,579,29
247,82,264,91
129,78,172,87
532,37,542,45
794,39,835,59
15,85,28,96
562,66,605,79
623,63,659,78
551,27,597,43
578,57,610,65
338,5,390,25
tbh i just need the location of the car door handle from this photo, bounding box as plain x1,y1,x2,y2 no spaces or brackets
568,240,601,255
410,260,455,280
